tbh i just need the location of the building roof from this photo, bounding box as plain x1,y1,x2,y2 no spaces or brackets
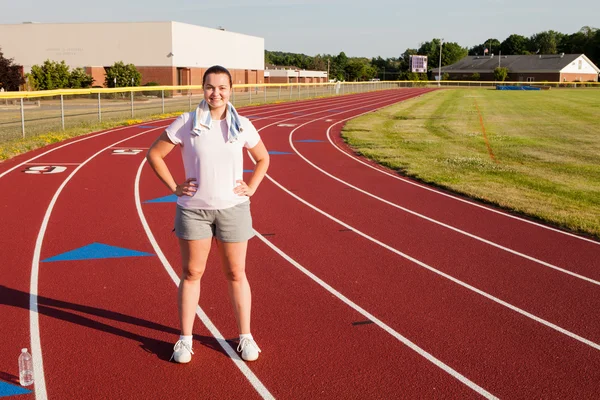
437,54,598,74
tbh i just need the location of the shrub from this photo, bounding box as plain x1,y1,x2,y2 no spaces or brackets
105,61,142,87
142,82,161,97
493,67,509,82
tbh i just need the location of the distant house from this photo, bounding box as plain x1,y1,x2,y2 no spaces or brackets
432,54,599,82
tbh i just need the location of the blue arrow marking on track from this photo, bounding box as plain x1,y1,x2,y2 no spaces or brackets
268,151,293,155
295,139,324,143
145,194,178,203
0,380,32,397
42,243,154,262
243,169,254,173
246,116,259,119
291,112,304,115
139,125,158,129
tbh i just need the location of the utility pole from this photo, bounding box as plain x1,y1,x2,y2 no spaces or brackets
327,59,330,82
438,38,444,87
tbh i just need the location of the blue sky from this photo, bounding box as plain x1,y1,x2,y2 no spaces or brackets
1,0,598,58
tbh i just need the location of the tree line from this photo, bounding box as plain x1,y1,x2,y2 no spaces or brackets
267,26,599,81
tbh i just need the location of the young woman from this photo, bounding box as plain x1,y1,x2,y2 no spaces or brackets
146,65,269,363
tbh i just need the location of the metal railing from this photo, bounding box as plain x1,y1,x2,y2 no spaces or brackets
0,80,597,142
0,81,403,142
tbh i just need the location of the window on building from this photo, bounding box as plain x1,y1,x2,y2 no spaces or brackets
526,77,535,82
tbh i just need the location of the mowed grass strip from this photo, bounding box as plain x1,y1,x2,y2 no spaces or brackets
0,112,182,160
342,88,600,239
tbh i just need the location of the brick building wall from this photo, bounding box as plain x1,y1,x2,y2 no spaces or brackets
85,67,108,87
560,72,598,82
85,65,266,88
136,66,177,85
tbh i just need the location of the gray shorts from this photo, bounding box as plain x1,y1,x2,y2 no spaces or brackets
174,201,254,242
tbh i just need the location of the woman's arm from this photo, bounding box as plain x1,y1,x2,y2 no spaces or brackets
146,131,196,196
234,140,270,197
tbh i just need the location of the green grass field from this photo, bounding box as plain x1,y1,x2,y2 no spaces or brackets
342,88,600,239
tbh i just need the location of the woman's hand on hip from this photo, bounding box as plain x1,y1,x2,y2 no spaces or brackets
234,180,255,197
175,178,197,197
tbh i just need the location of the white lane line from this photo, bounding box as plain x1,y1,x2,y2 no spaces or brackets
248,89,407,124
238,90,384,117
248,96,600,353
21,93,402,399
253,90,429,142
324,117,600,246
24,163,82,166
254,158,600,353
134,159,275,400
21,92,416,399
29,126,166,400
0,124,143,179
1,89,391,179
253,232,499,399
287,118,600,286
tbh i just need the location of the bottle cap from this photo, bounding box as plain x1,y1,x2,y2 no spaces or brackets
22,348,27,352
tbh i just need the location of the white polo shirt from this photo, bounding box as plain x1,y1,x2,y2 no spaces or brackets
165,112,261,210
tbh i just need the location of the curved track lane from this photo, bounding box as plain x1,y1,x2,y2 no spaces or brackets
1,88,598,399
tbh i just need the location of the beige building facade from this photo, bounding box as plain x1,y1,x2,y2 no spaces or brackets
0,21,265,87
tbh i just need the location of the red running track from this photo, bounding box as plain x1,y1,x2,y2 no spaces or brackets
1,88,599,399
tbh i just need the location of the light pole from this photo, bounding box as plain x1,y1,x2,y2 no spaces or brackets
438,38,444,87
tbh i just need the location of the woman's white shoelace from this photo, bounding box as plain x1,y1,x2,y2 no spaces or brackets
237,337,261,353
169,340,194,361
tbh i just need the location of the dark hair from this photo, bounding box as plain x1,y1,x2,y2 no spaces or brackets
203,65,233,87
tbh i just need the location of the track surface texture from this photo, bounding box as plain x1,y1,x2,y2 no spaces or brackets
1,89,599,399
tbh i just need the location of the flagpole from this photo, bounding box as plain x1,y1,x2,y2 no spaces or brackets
438,38,444,87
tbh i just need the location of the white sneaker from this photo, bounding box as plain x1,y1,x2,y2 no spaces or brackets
170,340,194,363
237,337,261,361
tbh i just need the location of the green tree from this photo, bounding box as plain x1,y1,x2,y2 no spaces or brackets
443,42,468,65
345,58,377,81
399,49,418,72
493,67,509,81
500,34,530,55
30,60,70,90
418,40,467,71
371,56,401,80
0,46,25,91
558,26,599,67
333,51,348,80
589,29,600,67
469,38,501,55
69,67,94,88
105,61,142,87
529,31,559,54
310,54,328,72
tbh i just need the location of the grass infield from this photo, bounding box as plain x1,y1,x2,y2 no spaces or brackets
341,88,600,239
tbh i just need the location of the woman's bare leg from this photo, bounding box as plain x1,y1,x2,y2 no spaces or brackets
178,237,212,335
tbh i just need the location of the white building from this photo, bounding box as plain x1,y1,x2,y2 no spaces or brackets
264,65,328,84
0,21,265,87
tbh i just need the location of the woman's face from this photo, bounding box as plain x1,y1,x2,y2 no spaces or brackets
203,73,231,110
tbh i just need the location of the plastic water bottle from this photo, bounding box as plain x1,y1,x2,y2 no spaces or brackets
18,348,34,386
